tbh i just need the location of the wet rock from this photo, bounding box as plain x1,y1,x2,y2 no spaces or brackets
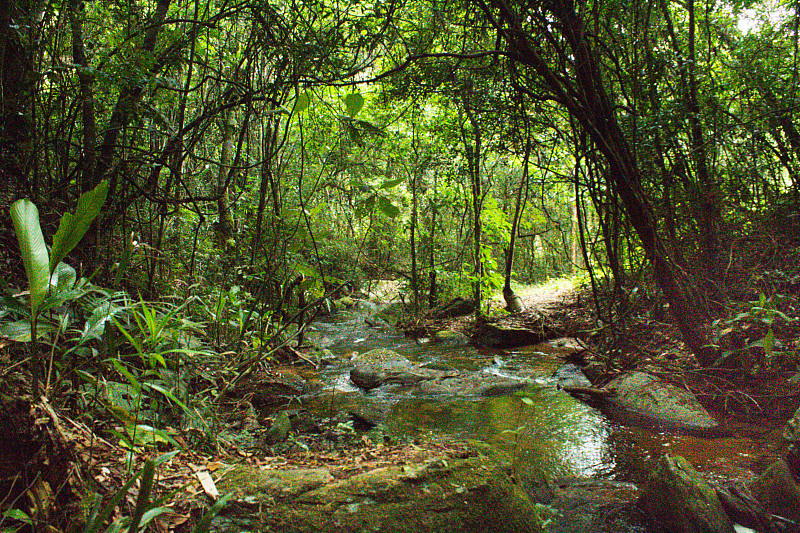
603,371,719,431
349,348,459,390
348,397,393,428
218,455,545,533
749,459,800,523
547,479,644,533
432,330,470,345
783,407,800,476
351,365,449,391
302,348,338,367
429,297,476,319
639,454,734,533
549,337,586,357
349,348,416,390
581,360,606,384
471,322,547,349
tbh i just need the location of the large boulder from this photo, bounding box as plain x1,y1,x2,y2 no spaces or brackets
471,323,548,349
639,454,734,533
429,297,476,319
783,406,800,476
748,459,800,523
217,455,545,533
349,348,461,391
603,372,719,432
349,348,416,390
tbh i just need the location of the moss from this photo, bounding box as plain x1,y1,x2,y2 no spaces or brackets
217,455,545,533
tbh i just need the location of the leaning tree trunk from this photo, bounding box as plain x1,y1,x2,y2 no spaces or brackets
502,99,529,314
480,0,718,366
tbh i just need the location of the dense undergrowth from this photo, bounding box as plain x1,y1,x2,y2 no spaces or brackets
0,199,798,533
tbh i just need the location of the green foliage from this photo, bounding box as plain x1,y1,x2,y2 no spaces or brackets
50,181,109,273
8,182,109,396
711,293,795,372
10,199,49,315
343,92,365,118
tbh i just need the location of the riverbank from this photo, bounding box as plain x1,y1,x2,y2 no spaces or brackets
2,276,798,533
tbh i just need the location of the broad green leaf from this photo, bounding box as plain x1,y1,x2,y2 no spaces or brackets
81,301,125,342
49,180,109,274
295,91,311,113
378,196,400,218
50,262,76,292
10,199,50,314
0,319,57,342
380,177,404,189
3,509,33,524
343,93,364,118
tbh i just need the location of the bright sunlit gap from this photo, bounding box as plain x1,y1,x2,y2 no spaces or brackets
737,0,791,33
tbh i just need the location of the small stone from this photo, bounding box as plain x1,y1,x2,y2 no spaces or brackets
265,410,291,445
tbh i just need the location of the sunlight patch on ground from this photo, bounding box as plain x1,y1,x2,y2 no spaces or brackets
511,275,583,300
486,273,585,310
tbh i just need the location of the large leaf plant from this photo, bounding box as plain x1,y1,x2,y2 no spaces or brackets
8,181,109,398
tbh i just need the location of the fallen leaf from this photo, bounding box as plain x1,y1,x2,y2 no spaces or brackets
195,470,219,499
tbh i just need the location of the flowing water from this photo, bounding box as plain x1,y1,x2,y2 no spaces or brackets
304,299,778,487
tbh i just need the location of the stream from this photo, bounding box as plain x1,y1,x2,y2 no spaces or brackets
303,297,777,488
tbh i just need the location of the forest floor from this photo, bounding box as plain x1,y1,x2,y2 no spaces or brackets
3,273,800,532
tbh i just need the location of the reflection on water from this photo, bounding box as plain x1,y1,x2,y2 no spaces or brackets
310,305,773,485
385,393,611,479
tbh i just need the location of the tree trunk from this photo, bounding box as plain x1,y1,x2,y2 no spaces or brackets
462,98,483,312
410,167,420,313
69,0,97,195
503,101,529,314
92,0,172,192
480,0,717,366
217,107,237,242
686,0,724,303
0,0,40,195
428,174,438,308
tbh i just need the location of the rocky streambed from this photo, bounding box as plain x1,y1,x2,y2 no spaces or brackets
211,296,800,533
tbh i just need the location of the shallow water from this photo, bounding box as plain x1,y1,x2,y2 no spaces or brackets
305,302,776,486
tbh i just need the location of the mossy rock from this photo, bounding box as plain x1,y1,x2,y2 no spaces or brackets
471,323,547,349
349,348,415,390
639,454,733,533
604,372,719,431
749,459,800,522
432,330,470,345
217,455,544,533
334,296,355,309
376,302,405,325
